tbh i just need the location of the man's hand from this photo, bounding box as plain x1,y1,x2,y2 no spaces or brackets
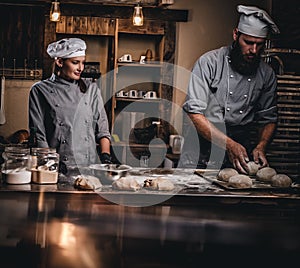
226,140,249,174
252,146,268,167
252,122,276,168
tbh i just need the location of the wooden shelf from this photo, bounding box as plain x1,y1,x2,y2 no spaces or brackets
115,97,161,102
112,141,168,149
117,62,163,68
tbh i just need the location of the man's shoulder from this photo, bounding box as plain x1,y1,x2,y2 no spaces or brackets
197,46,229,63
258,60,276,78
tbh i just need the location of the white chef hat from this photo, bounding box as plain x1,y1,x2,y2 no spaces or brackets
47,38,86,59
237,5,280,38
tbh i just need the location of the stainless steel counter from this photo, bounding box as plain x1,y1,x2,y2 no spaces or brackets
0,168,300,267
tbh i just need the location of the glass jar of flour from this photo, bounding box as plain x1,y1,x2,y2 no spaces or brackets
30,147,59,184
1,146,31,184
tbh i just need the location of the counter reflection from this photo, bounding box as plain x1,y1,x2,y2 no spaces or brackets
0,191,300,267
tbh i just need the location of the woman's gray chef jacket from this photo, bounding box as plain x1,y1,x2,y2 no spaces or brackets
180,46,278,168
29,74,111,166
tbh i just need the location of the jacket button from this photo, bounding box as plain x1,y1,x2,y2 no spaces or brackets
63,156,68,161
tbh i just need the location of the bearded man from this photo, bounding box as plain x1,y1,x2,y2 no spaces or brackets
179,5,280,173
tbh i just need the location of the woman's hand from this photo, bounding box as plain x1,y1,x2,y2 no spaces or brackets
100,152,112,164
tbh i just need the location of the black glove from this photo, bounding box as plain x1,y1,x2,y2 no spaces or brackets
100,152,112,164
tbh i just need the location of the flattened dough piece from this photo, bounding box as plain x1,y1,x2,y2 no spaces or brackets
246,161,261,176
271,174,292,187
143,177,175,191
74,175,102,190
112,176,141,191
217,168,239,182
228,174,252,188
256,167,277,182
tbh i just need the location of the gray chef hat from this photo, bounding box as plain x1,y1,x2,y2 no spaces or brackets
237,5,280,38
47,38,86,59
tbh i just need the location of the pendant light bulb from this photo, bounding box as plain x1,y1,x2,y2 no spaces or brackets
133,4,143,26
50,1,61,22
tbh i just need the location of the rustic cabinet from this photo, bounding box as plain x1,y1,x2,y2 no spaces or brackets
51,16,176,166
111,19,172,166
56,16,116,36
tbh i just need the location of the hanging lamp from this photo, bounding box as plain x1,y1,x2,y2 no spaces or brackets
133,3,143,26
50,0,61,22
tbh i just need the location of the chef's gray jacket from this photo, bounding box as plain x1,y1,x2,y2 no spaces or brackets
180,46,278,168
29,74,111,166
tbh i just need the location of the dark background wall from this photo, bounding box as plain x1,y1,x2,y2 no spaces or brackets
0,1,299,72
0,5,45,69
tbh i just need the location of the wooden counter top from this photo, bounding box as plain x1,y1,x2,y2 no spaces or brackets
1,168,300,267
1,168,300,205
0,169,300,268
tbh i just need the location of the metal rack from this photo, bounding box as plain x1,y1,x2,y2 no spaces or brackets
260,48,300,181
0,68,43,80
267,74,300,182
1,58,42,80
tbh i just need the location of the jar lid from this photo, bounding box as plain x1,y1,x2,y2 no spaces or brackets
4,146,30,154
31,147,57,154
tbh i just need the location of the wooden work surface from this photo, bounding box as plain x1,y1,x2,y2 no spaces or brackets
1,168,300,267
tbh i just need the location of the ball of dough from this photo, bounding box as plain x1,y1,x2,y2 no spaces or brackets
271,174,292,188
74,175,102,190
256,167,277,182
246,161,261,176
112,176,141,191
143,177,175,191
228,175,253,188
217,168,239,182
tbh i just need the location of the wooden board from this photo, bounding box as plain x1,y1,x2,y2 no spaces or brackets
195,170,300,192
56,16,115,36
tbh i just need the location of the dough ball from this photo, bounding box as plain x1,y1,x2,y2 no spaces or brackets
271,174,292,188
246,161,261,176
256,167,277,182
74,175,102,190
112,176,141,191
228,175,253,188
144,177,175,191
217,168,239,182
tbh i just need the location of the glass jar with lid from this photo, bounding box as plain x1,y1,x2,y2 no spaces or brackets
1,146,31,184
30,147,60,184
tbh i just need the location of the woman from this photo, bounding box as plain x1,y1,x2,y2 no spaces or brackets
29,37,112,172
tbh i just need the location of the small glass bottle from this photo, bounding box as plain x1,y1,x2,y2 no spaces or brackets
139,151,151,168
1,146,31,184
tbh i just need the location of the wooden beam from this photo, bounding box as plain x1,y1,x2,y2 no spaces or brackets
0,1,189,22
60,4,188,22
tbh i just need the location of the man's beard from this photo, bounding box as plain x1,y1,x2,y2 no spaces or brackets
230,42,261,75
